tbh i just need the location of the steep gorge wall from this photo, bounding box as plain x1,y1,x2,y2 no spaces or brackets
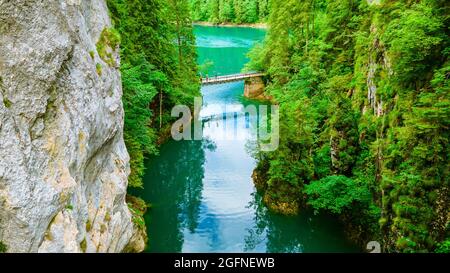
0,0,144,252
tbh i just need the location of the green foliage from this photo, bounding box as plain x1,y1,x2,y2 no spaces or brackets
3,97,11,108
96,27,121,67
86,220,92,232
107,0,200,187
80,238,87,253
104,211,111,222
96,63,102,76
305,176,371,214
1,77,11,108
0,241,7,253
382,3,445,85
396,237,417,252
435,238,450,253
121,59,160,187
249,0,449,252
190,0,270,24
244,42,266,72
127,195,149,230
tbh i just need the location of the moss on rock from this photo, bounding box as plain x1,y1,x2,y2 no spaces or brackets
96,28,120,67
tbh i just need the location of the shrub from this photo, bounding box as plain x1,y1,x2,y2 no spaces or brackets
0,241,7,253
305,175,371,214
96,63,102,76
80,238,87,253
435,238,450,253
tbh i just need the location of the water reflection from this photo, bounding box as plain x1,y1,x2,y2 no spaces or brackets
244,192,358,253
138,140,214,252
135,25,358,253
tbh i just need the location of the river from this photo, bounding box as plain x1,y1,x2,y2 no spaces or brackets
134,25,358,253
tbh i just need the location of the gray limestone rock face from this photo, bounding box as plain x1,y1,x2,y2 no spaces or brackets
0,0,143,253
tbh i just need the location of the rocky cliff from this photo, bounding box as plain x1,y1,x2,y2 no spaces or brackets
0,0,144,252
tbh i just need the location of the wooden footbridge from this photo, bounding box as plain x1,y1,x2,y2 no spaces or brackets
201,72,265,85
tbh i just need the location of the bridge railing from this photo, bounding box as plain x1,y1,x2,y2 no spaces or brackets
201,72,264,84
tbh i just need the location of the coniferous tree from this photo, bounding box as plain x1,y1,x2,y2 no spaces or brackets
189,0,271,23
107,0,200,188
247,0,449,252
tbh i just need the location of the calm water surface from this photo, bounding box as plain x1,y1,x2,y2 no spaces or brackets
134,25,359,253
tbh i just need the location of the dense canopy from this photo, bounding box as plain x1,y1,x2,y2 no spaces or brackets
246,0,449,253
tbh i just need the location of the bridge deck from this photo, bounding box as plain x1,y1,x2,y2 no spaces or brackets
201,72,264,85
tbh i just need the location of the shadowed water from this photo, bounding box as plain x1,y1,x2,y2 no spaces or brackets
133,26,359,253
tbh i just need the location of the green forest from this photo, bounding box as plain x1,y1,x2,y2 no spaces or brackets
190,0,271,23
3,0,450,256
106,0,200,188
110,0,448,253
245,0,449,253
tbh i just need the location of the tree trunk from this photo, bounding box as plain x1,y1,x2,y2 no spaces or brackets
159,90,163,129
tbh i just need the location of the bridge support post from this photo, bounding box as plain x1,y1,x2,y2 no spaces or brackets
244,76,267,100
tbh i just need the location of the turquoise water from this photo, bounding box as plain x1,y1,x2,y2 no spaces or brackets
134,26,358,253
195,25,266,76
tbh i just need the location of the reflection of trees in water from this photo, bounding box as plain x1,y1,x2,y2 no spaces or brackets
244,192,268,252
244,192,305,253
244,190,358,253
141,139,216,252
243,104,306,253
179,139,217,233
